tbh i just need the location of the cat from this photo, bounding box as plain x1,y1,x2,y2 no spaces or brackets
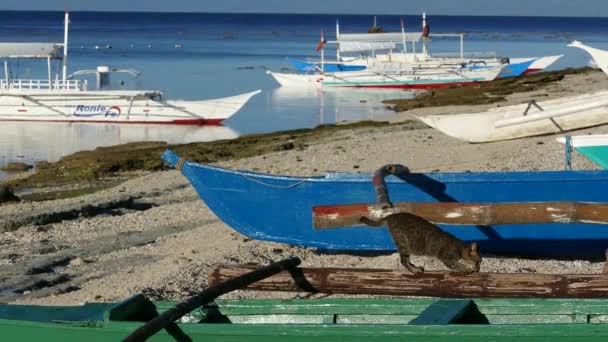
360,213,481,275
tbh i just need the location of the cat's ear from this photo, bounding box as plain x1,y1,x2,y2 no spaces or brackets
470,243,479,255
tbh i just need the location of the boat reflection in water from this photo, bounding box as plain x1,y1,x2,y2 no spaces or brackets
268,86,414,126
0,122,239,169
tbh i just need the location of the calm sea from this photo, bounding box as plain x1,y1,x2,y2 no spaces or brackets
1,11,608,178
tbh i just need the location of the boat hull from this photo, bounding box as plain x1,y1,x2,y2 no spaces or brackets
558,135,608,169
5,297,608,341
164,149,608,257
0,90,261,125
267,69,497,89
417,90,608,143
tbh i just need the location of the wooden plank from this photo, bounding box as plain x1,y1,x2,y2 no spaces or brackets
209,264,608,298
313,201,608,229
409,300,475,325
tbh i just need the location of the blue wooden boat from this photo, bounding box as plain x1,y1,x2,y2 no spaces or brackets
163,149,608,257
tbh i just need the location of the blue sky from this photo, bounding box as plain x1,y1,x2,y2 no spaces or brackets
2,0,608,17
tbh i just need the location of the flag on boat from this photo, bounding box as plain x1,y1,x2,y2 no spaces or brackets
315,30,327,52
422,15,430,38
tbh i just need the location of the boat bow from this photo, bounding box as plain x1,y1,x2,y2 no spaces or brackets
569,41,608,77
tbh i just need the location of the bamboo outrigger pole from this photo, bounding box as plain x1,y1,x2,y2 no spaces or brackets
209,264,608,298
313,201,608,229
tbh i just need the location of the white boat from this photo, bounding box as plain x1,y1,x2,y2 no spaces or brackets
0,11,260,125
285,14,562,84
415,42,608,143
270,13,504,89
268,61,503,89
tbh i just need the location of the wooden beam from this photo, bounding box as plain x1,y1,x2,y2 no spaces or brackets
313,202,608,229
209,264,608,298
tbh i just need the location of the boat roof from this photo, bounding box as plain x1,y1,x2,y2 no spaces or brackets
331,32,423,53
0,43,63,59
336,32,423,43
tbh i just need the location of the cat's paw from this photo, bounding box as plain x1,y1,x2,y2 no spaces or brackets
408,265,425,275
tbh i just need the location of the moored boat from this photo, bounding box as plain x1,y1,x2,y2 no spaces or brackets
267,65,502,89
0,11,260,125
284,14,562,86
163,149,608,257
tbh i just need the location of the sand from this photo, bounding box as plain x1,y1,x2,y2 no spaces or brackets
2,69,608,305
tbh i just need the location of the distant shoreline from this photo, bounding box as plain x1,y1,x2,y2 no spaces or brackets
0,10,607,19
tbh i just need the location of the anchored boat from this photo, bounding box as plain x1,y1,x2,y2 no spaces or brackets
0,11,260,125
278,14,561,88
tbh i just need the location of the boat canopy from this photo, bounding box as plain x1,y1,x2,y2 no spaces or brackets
333,32,423,53
338,41,397,53
0,43,62,59
337,32,423,43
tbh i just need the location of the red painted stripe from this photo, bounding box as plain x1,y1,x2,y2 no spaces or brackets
0,118,224,126
521,68,542,76
17,109,28,112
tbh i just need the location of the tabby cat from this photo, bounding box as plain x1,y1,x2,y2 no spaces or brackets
361,213,481,274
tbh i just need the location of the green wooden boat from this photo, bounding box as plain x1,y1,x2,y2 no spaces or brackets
4,294,608,341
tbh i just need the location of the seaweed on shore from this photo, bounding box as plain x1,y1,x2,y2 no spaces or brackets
7,121,415,198
384,67,595,112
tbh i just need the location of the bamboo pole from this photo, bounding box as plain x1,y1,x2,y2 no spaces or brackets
209,264,608,298
313,202,608,229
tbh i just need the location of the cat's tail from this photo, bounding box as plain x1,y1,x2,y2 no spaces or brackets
360,216,387,227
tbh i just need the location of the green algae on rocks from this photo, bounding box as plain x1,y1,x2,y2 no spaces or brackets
7,121,418,198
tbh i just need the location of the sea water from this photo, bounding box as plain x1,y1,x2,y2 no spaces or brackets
1,11,608,174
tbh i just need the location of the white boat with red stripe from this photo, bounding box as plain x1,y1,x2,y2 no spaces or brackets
0,10,260,125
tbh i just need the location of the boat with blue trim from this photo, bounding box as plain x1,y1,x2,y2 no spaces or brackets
163,149,608,257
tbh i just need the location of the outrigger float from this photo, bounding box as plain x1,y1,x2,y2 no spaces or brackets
0,11,260,125
4,257,608,341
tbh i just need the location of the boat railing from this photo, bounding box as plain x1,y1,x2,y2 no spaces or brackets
0,79,87,92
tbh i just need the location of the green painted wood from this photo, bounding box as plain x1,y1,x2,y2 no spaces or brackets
8,298,608,341
6,319,608,341
410,300,480,325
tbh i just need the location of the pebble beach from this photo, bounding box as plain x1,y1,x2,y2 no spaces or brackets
3,68,608,305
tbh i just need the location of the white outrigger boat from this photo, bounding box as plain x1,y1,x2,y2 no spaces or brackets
269,14,504,89
0,11,260,125
416,41,608,143
273,14,561,88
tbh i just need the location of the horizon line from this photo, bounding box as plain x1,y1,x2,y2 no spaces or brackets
0,9,607,19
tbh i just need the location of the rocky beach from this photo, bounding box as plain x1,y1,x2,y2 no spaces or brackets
2,68,608,305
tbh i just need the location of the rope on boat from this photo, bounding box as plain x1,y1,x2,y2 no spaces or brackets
239,174,310,189
373,164,410,209
564,135,573,171
176,158,186,171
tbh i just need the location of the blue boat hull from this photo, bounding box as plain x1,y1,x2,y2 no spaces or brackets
470,59,536,78
163,149,608,257
498,58,537,78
